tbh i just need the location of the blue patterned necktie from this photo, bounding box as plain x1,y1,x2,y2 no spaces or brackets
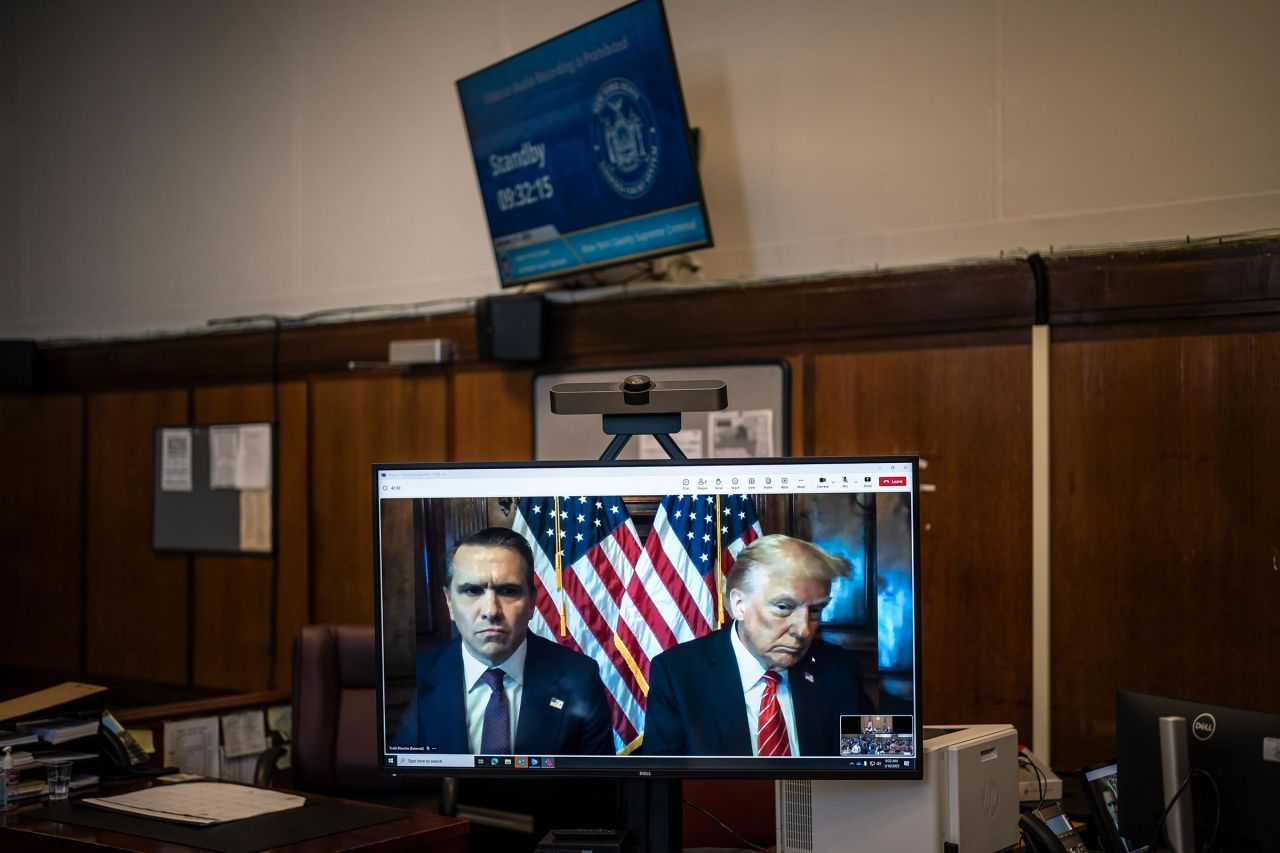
480,668,511,754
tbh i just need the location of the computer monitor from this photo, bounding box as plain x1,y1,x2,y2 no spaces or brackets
1080,761,1133,853
456,0,712,287
1115,691,1280,851
373,457,922,783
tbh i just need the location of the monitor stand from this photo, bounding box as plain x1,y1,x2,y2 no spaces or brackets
620,775,682,852
544,374,731,851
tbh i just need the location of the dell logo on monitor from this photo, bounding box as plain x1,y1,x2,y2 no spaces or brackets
1192,712,1217,740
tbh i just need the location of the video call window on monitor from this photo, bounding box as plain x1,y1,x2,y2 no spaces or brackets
373,459,922,780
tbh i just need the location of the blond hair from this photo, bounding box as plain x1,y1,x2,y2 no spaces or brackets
726,534,849,596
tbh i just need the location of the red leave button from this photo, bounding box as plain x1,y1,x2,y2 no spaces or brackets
879,476,907,487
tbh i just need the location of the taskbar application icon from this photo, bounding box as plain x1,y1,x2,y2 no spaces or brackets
475,755,516,768
474,754,557,769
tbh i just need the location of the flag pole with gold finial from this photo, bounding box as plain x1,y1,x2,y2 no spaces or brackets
553,496,566,636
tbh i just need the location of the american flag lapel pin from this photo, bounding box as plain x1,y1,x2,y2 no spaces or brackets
804,672,815,683
549,698,565,710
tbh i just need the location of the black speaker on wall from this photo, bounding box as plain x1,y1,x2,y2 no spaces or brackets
475,294,545,362
0,340,37,390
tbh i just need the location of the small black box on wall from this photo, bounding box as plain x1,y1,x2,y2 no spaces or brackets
0,340,37,390
476,294,545,362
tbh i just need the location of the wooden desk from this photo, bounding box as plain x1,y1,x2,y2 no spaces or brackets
0,783,468,853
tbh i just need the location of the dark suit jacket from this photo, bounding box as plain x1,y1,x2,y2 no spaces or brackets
641,626,872,756
392,633,615,755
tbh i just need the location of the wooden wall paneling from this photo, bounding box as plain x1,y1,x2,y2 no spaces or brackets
450,368,533,462
542,265,1034,362
189,383,308,691
1046,238,1280,327
39,313,478,392
1049,330,1280,768
0,394,85,672
85,389,191,683
310,374,449,625
811,342,1034,743
785,354,809,457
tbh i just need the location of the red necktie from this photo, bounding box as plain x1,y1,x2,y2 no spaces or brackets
757,670,792,756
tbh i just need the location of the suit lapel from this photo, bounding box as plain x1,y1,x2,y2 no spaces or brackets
419,640,469,754
514,635,566,752
709,627,754,756
789,644,827,756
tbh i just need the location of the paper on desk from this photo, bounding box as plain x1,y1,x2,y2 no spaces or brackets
163,717,220,778
220,710,267,759
161,428,193,492
234,423,272,490
82,782,304,826
209,426,239,489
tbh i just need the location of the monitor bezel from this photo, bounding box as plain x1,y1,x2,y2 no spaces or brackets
372,455,923,780
454,0,714,288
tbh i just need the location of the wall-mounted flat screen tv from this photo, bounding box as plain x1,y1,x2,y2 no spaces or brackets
456,0,712,287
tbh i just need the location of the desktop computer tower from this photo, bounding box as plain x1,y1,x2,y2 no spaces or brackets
776,723,1019,853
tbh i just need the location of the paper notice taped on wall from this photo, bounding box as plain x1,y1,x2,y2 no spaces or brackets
234,424,272,490
209,426,239,489
239,489,272,552
709,410,774,458
637,428,703,460
162,717,219,778
220,710,267,759
160,428,193,492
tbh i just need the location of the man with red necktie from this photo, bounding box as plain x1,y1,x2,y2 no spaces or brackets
641,535,873,757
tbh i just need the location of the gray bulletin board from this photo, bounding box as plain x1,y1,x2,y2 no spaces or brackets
533,362,789,461
152,422,275,554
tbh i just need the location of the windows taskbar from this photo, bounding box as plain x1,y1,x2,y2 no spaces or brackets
387,753,917,772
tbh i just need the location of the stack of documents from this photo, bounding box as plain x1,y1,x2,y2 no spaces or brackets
0,730,39,748
82,782,305,826
24,717,101,744
7,750,35,768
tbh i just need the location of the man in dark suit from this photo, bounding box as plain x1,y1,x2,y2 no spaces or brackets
393,527,614,755
641,534,872,756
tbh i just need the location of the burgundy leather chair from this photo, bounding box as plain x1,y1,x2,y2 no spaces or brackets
285,624,444,810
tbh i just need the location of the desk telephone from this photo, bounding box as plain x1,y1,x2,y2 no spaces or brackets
1020,803,1089,853
100,711,149,770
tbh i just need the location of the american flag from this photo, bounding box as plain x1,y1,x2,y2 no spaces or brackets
512,496,647,753
620,493,763,669
511,492,763,753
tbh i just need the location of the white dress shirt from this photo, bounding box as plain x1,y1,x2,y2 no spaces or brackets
730,623,799,755
460,638,528,754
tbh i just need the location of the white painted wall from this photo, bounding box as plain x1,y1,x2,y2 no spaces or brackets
5,0,1279,340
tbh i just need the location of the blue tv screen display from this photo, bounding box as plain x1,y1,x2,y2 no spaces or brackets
457,0,712,286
